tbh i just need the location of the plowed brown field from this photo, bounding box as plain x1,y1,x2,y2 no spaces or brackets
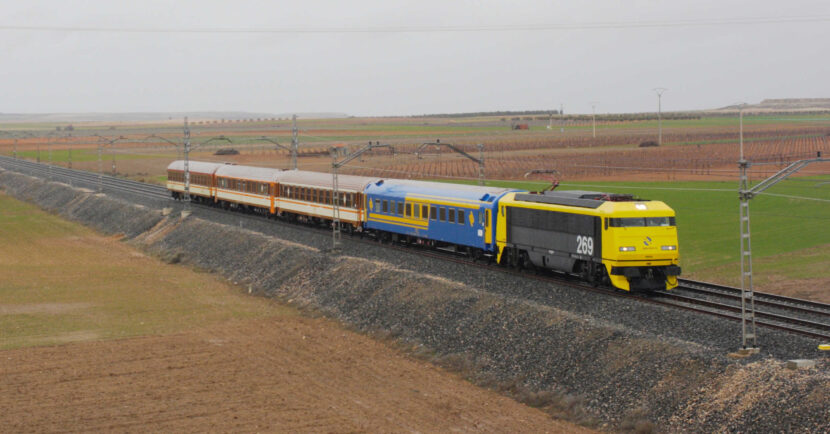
0,317,585,433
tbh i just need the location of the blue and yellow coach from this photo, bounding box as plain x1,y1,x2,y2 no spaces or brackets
363,180,520,255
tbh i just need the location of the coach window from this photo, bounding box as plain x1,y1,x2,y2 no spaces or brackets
458,209,465,225
430,206,437,221
448,208,456,223
439,207,446,222
396,201,404,216
382,200,389,213
421,205,428,220
405,203,412,217
414,204,420,219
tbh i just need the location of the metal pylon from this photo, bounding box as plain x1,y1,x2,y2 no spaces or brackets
738,160,758,349
332,163,341,249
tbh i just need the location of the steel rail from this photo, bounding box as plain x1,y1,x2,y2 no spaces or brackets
680,278,830,312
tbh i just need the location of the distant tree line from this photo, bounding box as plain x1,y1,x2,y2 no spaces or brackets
412,111,701,121
412,110,560,118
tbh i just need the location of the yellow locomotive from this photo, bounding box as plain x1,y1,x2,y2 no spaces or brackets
495,190,681,291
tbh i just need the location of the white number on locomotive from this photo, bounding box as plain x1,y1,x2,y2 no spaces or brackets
576,235,594,256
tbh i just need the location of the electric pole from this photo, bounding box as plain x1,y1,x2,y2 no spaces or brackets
590,101,599,139
654,88,667,145
291,114,298,170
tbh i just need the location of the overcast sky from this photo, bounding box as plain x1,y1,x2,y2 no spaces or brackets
1,0,828,116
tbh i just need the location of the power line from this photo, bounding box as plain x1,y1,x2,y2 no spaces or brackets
753,192,830,203
1,15,829,34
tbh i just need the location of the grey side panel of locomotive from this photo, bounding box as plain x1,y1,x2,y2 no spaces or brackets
506,207,602,271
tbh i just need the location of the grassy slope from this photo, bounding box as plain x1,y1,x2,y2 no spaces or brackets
0,192,294,350
442,178,830,283
13,149,165,163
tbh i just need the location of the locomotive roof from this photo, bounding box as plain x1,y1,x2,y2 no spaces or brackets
276,170,380,192
367,179,519,202
516,189,646,209
167,160,224,175
215,164,281,182
510,191,674,214
515,193,605,209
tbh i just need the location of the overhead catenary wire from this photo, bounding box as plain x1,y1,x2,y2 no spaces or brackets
1,15,830,34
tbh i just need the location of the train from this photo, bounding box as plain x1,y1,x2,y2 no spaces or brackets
167,160,681,291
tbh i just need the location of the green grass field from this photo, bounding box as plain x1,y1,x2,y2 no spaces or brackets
12,149,166,163
0,193,295,350
443,177,830,284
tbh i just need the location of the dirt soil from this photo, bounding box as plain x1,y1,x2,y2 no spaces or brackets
0,317,587,433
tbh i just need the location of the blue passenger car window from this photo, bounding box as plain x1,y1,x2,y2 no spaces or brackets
448,209,455,223
439,207,446,222
430,206,437,221
458,209,465,225
383,200,388,213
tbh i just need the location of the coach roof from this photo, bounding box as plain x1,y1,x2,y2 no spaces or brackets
368,179,520,202
167,160,224,175
216,164,281,183
277,170,380,192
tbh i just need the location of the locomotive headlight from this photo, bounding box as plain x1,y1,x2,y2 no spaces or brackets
619,246,636,252
661,245,677,250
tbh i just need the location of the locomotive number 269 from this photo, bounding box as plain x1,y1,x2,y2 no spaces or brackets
576,235,594,255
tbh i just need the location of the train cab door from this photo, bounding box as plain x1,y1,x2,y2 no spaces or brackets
484,208,492,245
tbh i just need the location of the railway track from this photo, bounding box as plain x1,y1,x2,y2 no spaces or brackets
0,156,169,200
3,155,829,340
662,279,830,339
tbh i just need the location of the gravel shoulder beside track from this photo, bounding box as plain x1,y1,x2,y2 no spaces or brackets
1,168,827,431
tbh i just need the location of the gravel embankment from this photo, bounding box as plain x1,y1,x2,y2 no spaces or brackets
1,168,827,431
